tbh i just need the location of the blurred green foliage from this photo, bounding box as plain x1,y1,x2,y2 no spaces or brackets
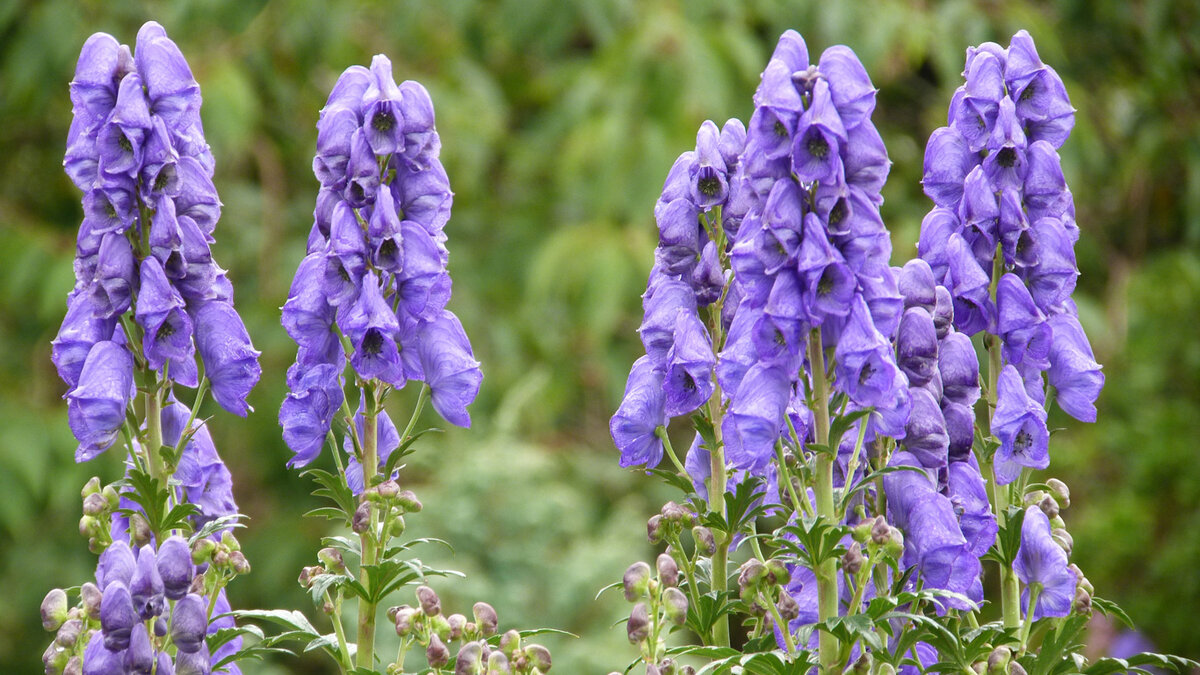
1,0,1198,671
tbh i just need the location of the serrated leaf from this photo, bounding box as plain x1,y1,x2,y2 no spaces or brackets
382,427,443,479
1090,596,1135,630
230,609,322,638
648,467,696,495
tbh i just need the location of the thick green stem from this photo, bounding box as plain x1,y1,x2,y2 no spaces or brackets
327,591,352,672
706,388,731,649
144,384,167,485
807,330,840,673
356,391,380,670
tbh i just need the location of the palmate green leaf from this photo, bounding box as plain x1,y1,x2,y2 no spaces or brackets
724,476,771,534
1090,596,1135,629
384,536,455,556
817,614,884,652
691,412,717,452
776,517,851,568
1085,652,1200,675
684,591,735,640
983,505,1027,567
304,468,357,519
189,514,247,544
1029,613,1090,675
229,608,323,639
115,468,197,538
207,623,265,652
648,467,697,495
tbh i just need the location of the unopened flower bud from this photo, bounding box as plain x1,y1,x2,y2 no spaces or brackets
987,646,1011,674
1038,495,1059,520
843,542,864,576
431,613,452,641
456,640,485,675
876,664,897,675
849,653,872,675
737,559,766,596
487,650,511,674
78,515,99,539
1009,662,1027,675
1070,565,1093,595
172,595,208,654
446,613,466,640
352,501,372,534
43,641,66,674
1073,586,1092,615
1051,528,1073,556
852,518,874,543
191,538,216,565
298,565,324,588
101,486,120,510
692,526,716,555
417,585,441,616
229,550,251,575
662,587,688,626
646,666,661,675
627,603,650,643
656,554,679,587
1023,489,1047,508
777,589,800,622
128,514,151,548
1046,478,1070,509
764,559,790,586
158,536,195,601
473,602,499,636
525,644,552,671
41,589,69,631
397,490,423,512
81,477,102,498
647,515,664,544
154,617,167,637
219,531,240,552
377,479,400,500
80,582,102,620
82,492,108,516
63,656,81,675
189,573,206,596
389,514,407,537
885,526,905,557
318,547,345,572
870,516,890,546
394,606,418,636
1049,514,1066,530
364,485,384,503
427,634,450,669
661,501,686,522
55,619,82,648
623,561,652,602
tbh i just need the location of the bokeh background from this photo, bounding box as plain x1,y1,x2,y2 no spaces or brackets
3,0,1198,671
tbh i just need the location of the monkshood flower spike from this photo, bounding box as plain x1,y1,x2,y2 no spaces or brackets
273,54,538,675
601,28,1169,675
45,22,257,675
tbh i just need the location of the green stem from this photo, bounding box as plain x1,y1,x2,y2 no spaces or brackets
838,415,870,517
776,440,811,518
327,590,352,672
766,588,799,656
807,329,840,673
399,384,428,443
1017,584,1041,654
356,388,380,670
657,426,688,476
668,532,702,612
144,382,167,486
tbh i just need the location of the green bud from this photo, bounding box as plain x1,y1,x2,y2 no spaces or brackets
363,485,384,503
525,644,552,671
987,646,1012,675
317,547,346,573
229,550,251,575
499,629,521,656
623,561,652,602
447,613,467,640
1073,586,1092,615
81,477,102,498
41,589,68,631
1046,478,1070,509
377,479,400,500
431,613,452,641
129,513,151,548
63,656,82,675
764,559,790,586
456,641,485,675
213,549,230,568
487,650,511,675
646,515,664,544
78,515,99,539
82,492,108,517
737,559,767,595
220,530,241,552
43,642,67,674
473,602,499,637
1009,662,1027,675
101,485,120,510
874,663,897,675
656,554,679,588
191,538,217,564
1070,565,1093,595
627,603,650,644
885,526,905,558
1023,489,1047,508
662,587,688,626
691,526,716,555
427,634,450,669
852,518,874,544
657,658,676,675
1051,528,1073,556
298,565,325,588
80,582,101,621
389,514,407,537
87,537,104,555
397,489,423,512
1049,514,1066,530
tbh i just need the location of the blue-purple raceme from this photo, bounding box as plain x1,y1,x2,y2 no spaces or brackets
281,54,480,467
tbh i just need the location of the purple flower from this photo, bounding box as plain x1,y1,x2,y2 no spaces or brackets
639,274,698,367
951,51,1004,152
1005,31,1075,148
82,628,125,675
943,400,976,463
818,45,876,129
884,452,980,609
1014,506,1077,620
417,310,482,428
688,121,728,208
654,198,703,277
97,73,152,177
86,232,136,319
96,540,136,589
342,272,404,385
156,536,194,601
1023,216,1078,313
922,127,977,208
342,129,379,207
722,363,790,471
313,106,359,188
125,622,153,675
944,233,993,336
192,300,261,416
610,356,666,469
1023,141,1073,223
663,311,715,417
917,208,959,282
69,32,123,130
791,79,846,182
898,259,937,313
947,458,998,557
842,120,890,196
158,398,238,527
982,97,1028,191
68,340,134,462
394,219,452,319
1046,310,1104,422
938,331,981,407
100,580,137,651
903,387,949,470
134,22,201,128
748,61,804,160
129,545,165,620
833,296,904,409
897,307,939,386
996,273,1051,369
281,253,340,366
171,594,208,654
393,160,453,236
398,80,441,164
323,201,368,306
281,362,345,468
52,291,117,389
368,191,404,273
992,365,1049,484
135,257,195,375
362,55,405,156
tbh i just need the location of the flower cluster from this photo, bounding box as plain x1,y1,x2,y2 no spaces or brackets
917,30,1103,482
54,21,261,464
280,55,482,468
42,535,243,675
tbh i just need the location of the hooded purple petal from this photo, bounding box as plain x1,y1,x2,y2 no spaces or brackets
68,340,134,462
192,300,261,416
610,355,667,469
417,309,482,428
1014,505,1077,620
